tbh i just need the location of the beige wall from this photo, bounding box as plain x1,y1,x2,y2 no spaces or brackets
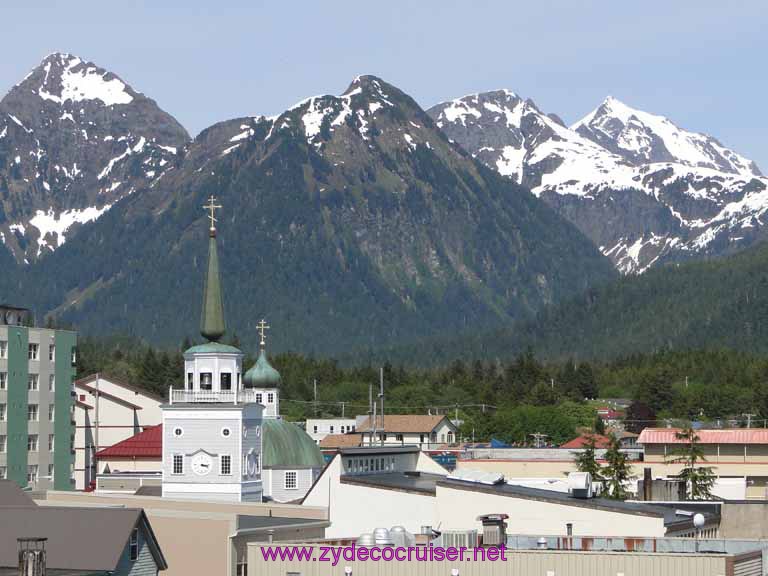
720,501,768,539
99,457,161,473
435,484,666,537
248,544,732,576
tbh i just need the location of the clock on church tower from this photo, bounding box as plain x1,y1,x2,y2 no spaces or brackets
161,196,264,503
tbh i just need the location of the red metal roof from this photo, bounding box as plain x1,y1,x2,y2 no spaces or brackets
95,425,163,459
560,434,612,449
638,428,768,445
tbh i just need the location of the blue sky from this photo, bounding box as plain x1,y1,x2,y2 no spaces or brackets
2,1,765,169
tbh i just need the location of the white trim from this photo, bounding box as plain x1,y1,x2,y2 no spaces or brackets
162,482,242,494
163,410,244,420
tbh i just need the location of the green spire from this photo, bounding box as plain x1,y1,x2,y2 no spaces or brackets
200,196,226,342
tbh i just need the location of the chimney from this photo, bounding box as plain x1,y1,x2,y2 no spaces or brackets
18,538,46,576
643,467,653,501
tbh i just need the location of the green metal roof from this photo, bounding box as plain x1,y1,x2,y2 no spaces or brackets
200,232,226,342
262,419,325,469
244,349,282,388
184,342,242,355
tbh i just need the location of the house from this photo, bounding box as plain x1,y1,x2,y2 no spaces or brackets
639,428,768,498
355,415,458,447
306,418,358,444
0,479,167,575
74,373,163,490
0,307,77,491
94,424,163,493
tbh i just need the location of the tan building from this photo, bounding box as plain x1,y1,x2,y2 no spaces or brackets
74,374,163,490
36,489,329,576
248,541,762,576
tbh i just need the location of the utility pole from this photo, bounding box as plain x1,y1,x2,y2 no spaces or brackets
369,382,374,446
743,413,756,428
379,367,385,447
313,379,318,418
341,401,346,419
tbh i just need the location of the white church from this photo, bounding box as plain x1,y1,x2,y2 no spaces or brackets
153,196,324,502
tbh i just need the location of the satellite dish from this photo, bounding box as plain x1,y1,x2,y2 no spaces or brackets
693,513,705,529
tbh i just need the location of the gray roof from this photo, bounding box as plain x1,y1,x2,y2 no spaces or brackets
0,480,36,507
236,515,330,534
339,445,421,456
341,472,444,495
0,506,167,572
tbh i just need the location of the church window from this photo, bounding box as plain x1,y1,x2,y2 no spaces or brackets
172,454,183,475
268,393,274,404
285,471,297,490
200,372,213,390
221,372,232,391
187,373,193,390
220,454,231,475
173,427,184,437
221,427,231,438
313,426,318,433
129,527,139,561
256,393,263,404
330,426,334,433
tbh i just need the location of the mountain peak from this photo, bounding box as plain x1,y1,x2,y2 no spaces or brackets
573,96,761,177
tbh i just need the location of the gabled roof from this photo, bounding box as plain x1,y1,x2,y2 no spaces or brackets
95,425,162,459
319,434,362,449
75,382,145,410
638,428,768,445
0,480,36,507
75,373,164,402
561,434,612,449
0,507,167,572
356,415,453,434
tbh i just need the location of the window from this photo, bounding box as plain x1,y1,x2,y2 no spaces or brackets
28,343,39,360
430,432,437,443
200,372,213,390
48,464,54,480
220,454,232,475
187,373,193,390
419,434,425,444
221,372,232,391
447,432,454,444
396,434,404,442
284,471,298,490
28,374,39,391
267,393,274,404
236,559,248,576
129,527,139,561
28,434,38,451
48,405,55,422
0,340,6,359
71,348,77,365
48,374,55,391
0,466,6,479
173,427,184,437
330,425,334,433
255,393,263,404
28,404,39,421
27,465,38,484
48,434,55,451
0,372,6,390
221,427,231,438
313,425,318,433
172,454,183,475
48,344,55,361
391,456,396,470
0,404,5,421
0,435,6,452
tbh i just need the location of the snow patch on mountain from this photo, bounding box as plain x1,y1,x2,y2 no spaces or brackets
37,54,133,107
27,204,113,256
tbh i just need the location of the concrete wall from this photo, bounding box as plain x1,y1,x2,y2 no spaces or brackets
720,501,768,539
248,544,733,576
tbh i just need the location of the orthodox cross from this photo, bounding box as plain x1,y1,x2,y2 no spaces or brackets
257,319,270,347
203,195,222,232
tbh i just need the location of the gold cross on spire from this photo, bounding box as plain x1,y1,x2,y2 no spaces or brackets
203,195,222,234
257,318,270,348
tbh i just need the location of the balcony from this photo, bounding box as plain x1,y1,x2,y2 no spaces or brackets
169,388,264,405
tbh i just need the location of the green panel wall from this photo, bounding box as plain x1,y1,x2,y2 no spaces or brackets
54,331,76,491
6,326,28,487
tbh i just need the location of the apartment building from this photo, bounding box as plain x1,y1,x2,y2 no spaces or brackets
0,304,77,490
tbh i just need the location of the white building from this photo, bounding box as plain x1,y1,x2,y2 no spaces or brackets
355,415,458,447
306,418,357,444
73,373,163,490
303,446,719,539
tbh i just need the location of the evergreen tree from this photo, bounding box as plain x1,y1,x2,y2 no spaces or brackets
137,347,164,396
624,401,656,434
575,362,598,399
574,435,603,480
603,434,631,500
594,414,606,435
666,426,716,500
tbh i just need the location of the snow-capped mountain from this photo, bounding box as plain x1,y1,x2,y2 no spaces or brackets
0,53,189,262
429,92,768,274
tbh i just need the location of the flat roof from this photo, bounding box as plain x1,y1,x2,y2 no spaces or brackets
237,515,330,533
340,446,421,456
